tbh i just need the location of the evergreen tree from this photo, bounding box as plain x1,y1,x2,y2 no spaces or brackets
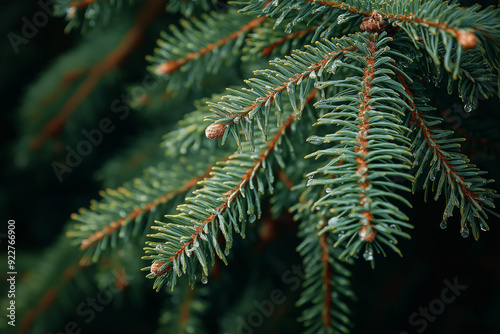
2,0,500,333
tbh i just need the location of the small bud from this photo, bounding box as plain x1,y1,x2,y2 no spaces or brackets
359,224,377,242
150,261,170,276
360,10,387,33
156,60,183,75
205,123,226,139
456,30,477,49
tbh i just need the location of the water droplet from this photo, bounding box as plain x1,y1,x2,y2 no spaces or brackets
467,215,472,222
390,224,396,229
308,175,314,180
326,188,332,194
332,291,338,298
307,137,323,145
331,60,340,73
440,221,447,229
430,175,436,181
480,223,488,231
249,214,256,223
193,238,199,248
155,244,162,250
444,210,452,218
201,275,208,284
464,104,472,113
363,250,374,261
237,148,242,154
461,226,469,238
328,217,339,226
337,14,347,24
309,71,317,79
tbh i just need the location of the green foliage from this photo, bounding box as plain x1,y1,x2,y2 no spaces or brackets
144,108,309,290
148,9,265,94
306,33,415,264
54,0,137,33
6,1,500,333
405,82,500,240
293,189,355,333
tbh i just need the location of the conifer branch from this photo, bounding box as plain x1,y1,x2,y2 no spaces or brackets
149,10,266,94
307,33,414,263
293,194,354,333
145,92,318,290
206,35,357,150
397,74,499,239
68,155,217,261
145,114,297,289
154,16,266,76
78,166,212,251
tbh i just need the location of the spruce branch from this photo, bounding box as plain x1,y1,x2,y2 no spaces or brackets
397,75,499,240
150,10,266,92
205,34,358,151
306,32,414,264
67,157,215,262
144,93,318,291
295,214,354,334
240,0,500,76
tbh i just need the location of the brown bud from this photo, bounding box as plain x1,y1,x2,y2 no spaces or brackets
156,60,183,75
359,224,377,242
150,261,170,276
360,10,387,33
456,30,477,49
205,123,226,139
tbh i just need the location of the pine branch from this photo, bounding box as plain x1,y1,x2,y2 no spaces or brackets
306,32,414,264
296,218,354,334
239,0,500,76
397,75,499,239
67,155,215,261
150,10,266,92
144,93,318,290
205,34,359,151
54,0,138,33
165,0,217,17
